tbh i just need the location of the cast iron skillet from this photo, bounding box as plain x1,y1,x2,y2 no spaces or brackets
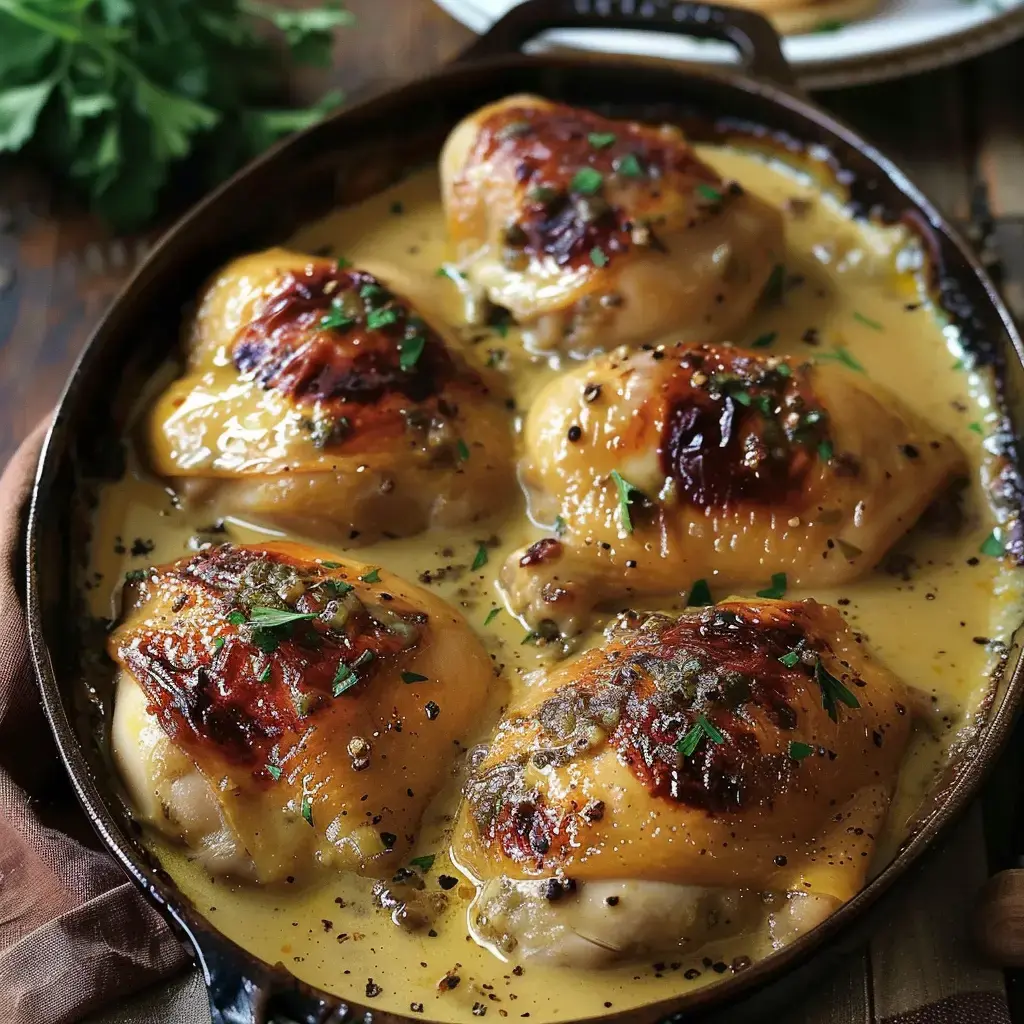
25,1,1024,1022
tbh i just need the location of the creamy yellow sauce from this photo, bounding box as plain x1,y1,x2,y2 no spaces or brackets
84,146,1023,1021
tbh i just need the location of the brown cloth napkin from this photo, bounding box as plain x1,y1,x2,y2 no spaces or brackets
0,425,1013,1024
0,423,189,1024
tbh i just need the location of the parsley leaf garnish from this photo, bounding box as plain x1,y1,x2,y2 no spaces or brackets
300,793,313,827
696,183,722,203
321,560,343,569
675,714,725,757
609,469,644,534
779,649,802,668
756,572,788,599
227,609,247,625
319,301,354,331
399,335,426,371
366,307,398,330
815,657,860,722
818,439,834,462
124,569,149,583
258,663,272,683
484,607,501,626
570,167,603,194
687,579,713,607
249,606,317,628
590,246,609,268
853,311,883,331
213,636,225,650
817,345,865,373
409,853,435,872
788,741,814,761
587,131,616,149
401,671,429,684
456,439,470,462
266,764,283,780
332,651,374,697
360,568,381,584
471,544,488,571
981,530,1004,557
613,153,643,178
968,421,983,435
751,331,777,348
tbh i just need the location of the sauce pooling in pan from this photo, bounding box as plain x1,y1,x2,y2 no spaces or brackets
84,104,1022,1022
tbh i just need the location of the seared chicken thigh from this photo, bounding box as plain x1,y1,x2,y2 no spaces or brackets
111,542,498,883
453,600,912,964
440,95,784,356
505,342,966,632
146,248,514,544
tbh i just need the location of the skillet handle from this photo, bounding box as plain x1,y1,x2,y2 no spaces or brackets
454,0,796,88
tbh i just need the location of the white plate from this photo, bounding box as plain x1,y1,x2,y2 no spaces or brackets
434,0,1024,89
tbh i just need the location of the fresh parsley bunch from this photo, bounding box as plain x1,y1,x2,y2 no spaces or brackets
0,0,352,229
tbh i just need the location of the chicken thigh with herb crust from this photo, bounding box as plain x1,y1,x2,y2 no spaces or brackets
440,95,784,356
111,542,498,883
504,342,966,633
146,248,514,544
453,599,913,965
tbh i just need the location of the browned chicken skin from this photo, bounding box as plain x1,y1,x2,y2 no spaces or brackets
504,342,967,632
111,542,499,882
441,95,784,356
147,249,514,543
454,599,913,963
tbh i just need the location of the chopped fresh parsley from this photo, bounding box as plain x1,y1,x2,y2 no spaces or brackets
227,609,247,625
696,183,723,203
366,307,398,330
609,469,643,534
258,663,272,683
981,531,1004,557
335,257,352,270
587,131,617,149
968,422,984,435
590,246,609,268
779,649,802,668
399,335,426,372
401,671,429,684
853,311,883,331
554,515,567,537
788,741,814,761
817,345,865,373
321,561,343,569
751,331,777,349
266,764,283,780
360,568,381,584
319,302,354,331
484,607,501,626
613,153,643,178
409,853,436,872
213,636,225,650
456,439,471,462
521,631,541,645
818,439,834,462
815,657,860,722
687,579,713,607
731,390,753,407
300,794,313,827
472,544,489,571
332,652,372,696
570,167,603,194
675,714,725,757
249,606,317,628
124,569,149,583
756,572,787,599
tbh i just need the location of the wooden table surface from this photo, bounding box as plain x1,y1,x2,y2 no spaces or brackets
5,1,1024,1021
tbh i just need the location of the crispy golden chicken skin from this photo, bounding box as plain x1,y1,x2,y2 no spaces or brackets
504,342,967,632
453,600,913,963
110,542,498,883
146,248,514,543
440,95,784,356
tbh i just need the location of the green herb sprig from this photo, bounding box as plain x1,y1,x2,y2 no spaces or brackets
0,0,352,230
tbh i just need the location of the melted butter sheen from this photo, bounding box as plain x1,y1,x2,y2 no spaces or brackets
85,149,1023,1022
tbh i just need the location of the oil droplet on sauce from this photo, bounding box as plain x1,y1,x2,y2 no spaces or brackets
84,148,1023,1022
